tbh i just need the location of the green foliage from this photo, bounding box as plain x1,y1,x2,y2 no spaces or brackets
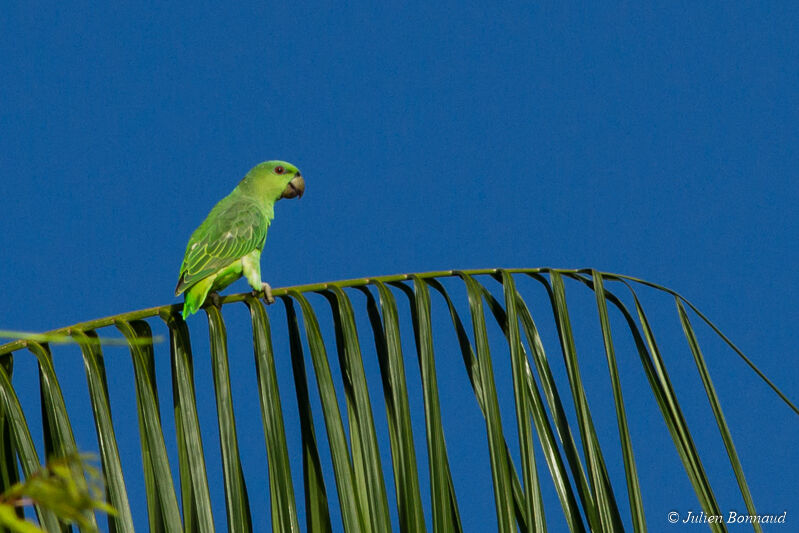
0,268,795,532
0,331,162,347
0,454,115,533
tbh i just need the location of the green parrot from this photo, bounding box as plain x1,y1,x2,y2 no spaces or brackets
175,160,305,319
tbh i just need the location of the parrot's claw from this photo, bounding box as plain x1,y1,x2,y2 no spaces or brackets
252,282,275,305
207,291,222,309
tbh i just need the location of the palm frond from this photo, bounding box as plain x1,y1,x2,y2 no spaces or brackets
0,268,794,532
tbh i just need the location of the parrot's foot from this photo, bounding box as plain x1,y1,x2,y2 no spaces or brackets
207,291,222,309
252,282,275,305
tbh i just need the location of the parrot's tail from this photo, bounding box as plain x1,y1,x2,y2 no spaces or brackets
181,276,215,319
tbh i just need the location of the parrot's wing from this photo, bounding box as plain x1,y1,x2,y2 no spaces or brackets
175,199,268,295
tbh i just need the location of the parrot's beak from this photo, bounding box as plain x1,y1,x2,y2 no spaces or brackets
281,173,305,199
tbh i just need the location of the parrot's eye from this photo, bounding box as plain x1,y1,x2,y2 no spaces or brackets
275,166,285,174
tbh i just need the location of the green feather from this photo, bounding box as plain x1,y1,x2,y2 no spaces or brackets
175,199,268,295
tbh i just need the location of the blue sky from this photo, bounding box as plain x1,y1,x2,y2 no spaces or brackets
1,2,798,531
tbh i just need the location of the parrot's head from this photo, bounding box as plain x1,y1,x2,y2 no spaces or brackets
246,160,305,202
